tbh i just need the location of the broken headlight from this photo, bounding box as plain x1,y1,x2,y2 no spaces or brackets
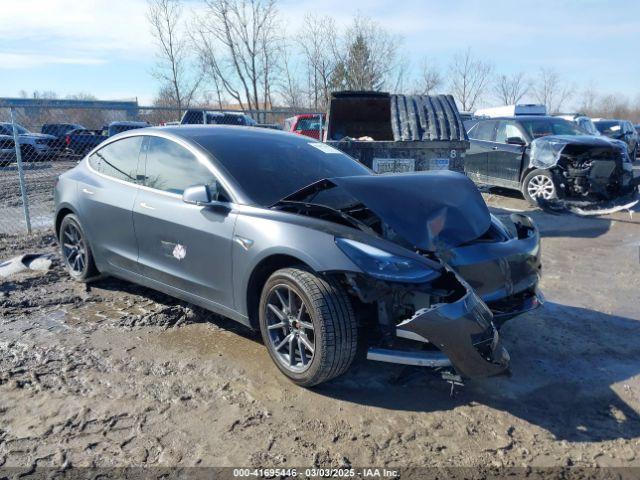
336,238,439,284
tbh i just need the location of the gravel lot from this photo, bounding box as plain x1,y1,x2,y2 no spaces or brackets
1,190,639,474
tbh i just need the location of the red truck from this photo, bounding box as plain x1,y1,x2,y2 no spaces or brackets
284,113,325,140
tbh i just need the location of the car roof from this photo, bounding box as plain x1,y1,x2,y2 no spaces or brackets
475,115,566,122
150,124,297,139
109,121,149,127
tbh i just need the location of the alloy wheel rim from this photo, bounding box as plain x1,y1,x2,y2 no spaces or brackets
265,284,315,373
62,223,87,274
527,175,555,200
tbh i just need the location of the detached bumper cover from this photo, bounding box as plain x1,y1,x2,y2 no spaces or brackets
395,290,510,378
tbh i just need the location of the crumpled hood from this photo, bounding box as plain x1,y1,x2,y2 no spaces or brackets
529,134,624,169
537,134,622,148
282,171,491,251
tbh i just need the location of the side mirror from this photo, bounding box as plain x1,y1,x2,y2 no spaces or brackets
183,184,211,205
506,136,526,146
182,184,231,211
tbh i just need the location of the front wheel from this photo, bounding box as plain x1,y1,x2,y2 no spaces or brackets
258,267,357,387
522,169,558,204
59,214,99,282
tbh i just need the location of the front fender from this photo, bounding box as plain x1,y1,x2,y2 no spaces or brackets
231,212,361,316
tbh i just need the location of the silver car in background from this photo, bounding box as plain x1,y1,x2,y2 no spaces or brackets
54,126,541,386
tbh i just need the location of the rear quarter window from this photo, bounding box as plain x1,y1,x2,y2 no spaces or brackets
88,136,144,183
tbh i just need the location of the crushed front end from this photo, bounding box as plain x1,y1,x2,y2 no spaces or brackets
530,136,639,200
343,266,510,379
446,213,543,323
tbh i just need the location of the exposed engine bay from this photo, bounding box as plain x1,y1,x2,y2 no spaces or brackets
530,136,637,199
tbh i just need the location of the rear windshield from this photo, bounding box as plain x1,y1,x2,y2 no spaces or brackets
296,118,322,130
192,130,370,206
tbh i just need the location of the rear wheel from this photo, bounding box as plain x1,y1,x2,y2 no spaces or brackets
258,267,357,387
59,214,99,282
522,169,557,204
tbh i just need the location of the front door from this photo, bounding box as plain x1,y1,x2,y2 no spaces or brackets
487,120,526,187
133,135,237,309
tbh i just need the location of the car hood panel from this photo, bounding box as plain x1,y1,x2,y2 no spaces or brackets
282,171,491,251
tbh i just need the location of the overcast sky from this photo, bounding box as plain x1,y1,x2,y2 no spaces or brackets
2,0,639,107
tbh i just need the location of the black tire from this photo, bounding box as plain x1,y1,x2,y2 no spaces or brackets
58,214,99,282
258,267,357,387
521,169,558,204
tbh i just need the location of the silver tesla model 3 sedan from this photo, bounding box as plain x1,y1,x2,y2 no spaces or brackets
54,126,542,386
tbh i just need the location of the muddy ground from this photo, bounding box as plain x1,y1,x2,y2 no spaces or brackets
1,192,639,474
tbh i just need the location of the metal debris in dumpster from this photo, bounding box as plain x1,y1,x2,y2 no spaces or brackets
325,91,469,173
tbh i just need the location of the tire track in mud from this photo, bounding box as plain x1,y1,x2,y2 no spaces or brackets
1,226,640,470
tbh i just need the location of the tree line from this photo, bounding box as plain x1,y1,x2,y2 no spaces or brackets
11,0,640,125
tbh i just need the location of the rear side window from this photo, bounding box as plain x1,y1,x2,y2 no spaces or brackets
142,136,217,195
88,136,143,183
469,121,495,141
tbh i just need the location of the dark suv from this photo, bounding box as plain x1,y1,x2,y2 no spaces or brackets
594,119,638,159
466,116,637,203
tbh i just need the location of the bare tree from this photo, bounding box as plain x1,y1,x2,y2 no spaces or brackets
297,14,339,110
448,48,493,111
531,68,572,114
278,42,306,110
332,14,403,92
493,72,528,105
193,0,281,116
577,81,599,114
147,0,202,111
414,58,442,96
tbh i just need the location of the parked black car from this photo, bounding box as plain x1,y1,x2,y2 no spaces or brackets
180,109,257,126
41,123,84,139
64,122,150,156
466,116,637,203
594,119,638,159
64,128,108,156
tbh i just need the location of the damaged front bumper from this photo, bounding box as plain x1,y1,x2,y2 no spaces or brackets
447,213,543,322
368,289,510,378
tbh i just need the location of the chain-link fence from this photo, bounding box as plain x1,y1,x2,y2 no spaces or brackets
0,104,323,235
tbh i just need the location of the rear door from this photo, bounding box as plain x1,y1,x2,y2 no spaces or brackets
488,120,527,187
79,136,144,273
465,120,496,184
133,135,237,309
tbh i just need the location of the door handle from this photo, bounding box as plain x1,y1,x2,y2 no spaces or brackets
82,188,95,195
139,202,155,210
492,146,499,150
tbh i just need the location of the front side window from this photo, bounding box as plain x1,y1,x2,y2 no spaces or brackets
143,136,218,195
495,121,524,143
88,136,143,183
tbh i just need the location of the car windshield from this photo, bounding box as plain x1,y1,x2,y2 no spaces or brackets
2,123,29,135
192,130,371,207
594,121,622,135
577,118,599,135
518,118,586,139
